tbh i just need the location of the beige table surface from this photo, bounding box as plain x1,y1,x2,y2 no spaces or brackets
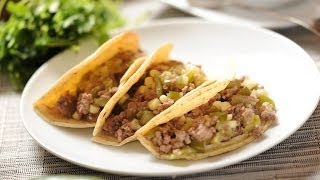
1,1,320,180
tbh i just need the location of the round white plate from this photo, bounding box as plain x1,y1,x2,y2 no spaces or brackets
162,0,319,29
21,19,320,176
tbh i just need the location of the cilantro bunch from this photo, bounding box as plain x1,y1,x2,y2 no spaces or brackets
0,0,124,90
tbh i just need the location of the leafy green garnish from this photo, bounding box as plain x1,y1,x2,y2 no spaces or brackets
0,0,124,90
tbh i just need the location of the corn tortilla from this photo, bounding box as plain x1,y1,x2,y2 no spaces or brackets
136,80,274,160
92,43,173,146
33,32,142,128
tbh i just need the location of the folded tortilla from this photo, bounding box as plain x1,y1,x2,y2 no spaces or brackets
136,78,276,160
33,32,144,128
92,43,209,146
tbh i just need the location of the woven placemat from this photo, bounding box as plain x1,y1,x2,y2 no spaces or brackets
1,27,320,180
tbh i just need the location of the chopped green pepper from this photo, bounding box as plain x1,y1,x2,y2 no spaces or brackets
231,95,257,105
182,117,194,130
238,87,251,96
211,132,222,144
243,115,261,132
179,146,197,154
190,141,205,153
93,97,109,107
167,91,181,101
103,78,114,88
227,79,242,88
129,119,141,131
186,70,195,83
138,110,155,126
258,95,275,108
253,115,261,126
90,86,103,96
154,76,163,97
176,75,189,89
212,112,227,121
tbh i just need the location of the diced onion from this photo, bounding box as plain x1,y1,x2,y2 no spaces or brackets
227,120,237,129
144,77,155,88
93,98,108,107
159,95,169,103
241,78,257,90
211,133,221,144
256,89,268,97
212,101,222,110
89,104,100,114
221,102,231,111
72,112,81,120
148,98,161,110
227,114,233,121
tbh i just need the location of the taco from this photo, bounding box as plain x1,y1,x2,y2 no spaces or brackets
92,43,208,146
33,32,144,128
137,77,276,160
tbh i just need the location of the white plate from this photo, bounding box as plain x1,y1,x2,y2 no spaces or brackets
121,0,167,27
21,19,320,176
161,0,319,29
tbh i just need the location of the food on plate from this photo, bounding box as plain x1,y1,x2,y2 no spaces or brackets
33,30,277,161
92,43,208,146
137,77,276,160
33,32,144,128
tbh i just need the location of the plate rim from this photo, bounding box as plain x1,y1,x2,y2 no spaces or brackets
160,0,316,29
20,18,320,177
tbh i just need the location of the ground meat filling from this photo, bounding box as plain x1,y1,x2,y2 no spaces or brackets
55,51,139,121
147,78,276,154
56,92,77,117
103,61,207,142
77,93,93,115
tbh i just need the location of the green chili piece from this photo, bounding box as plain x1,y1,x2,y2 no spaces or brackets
182,117,194,130
103,79,113,88
216,120,227,131
154,76,163,97
258,95,275,108
93,97,109,107
129,119,141,131
138,111,155,126
190,141,205,153
186,70,195,83
227,79,242,88
238,87,251,96
231,95,257,105
176,75,188,89
167,91,181,101
212,112,227,121
91,86,103,96
231,95,245,105
176,146,197,157
254,115,261,126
